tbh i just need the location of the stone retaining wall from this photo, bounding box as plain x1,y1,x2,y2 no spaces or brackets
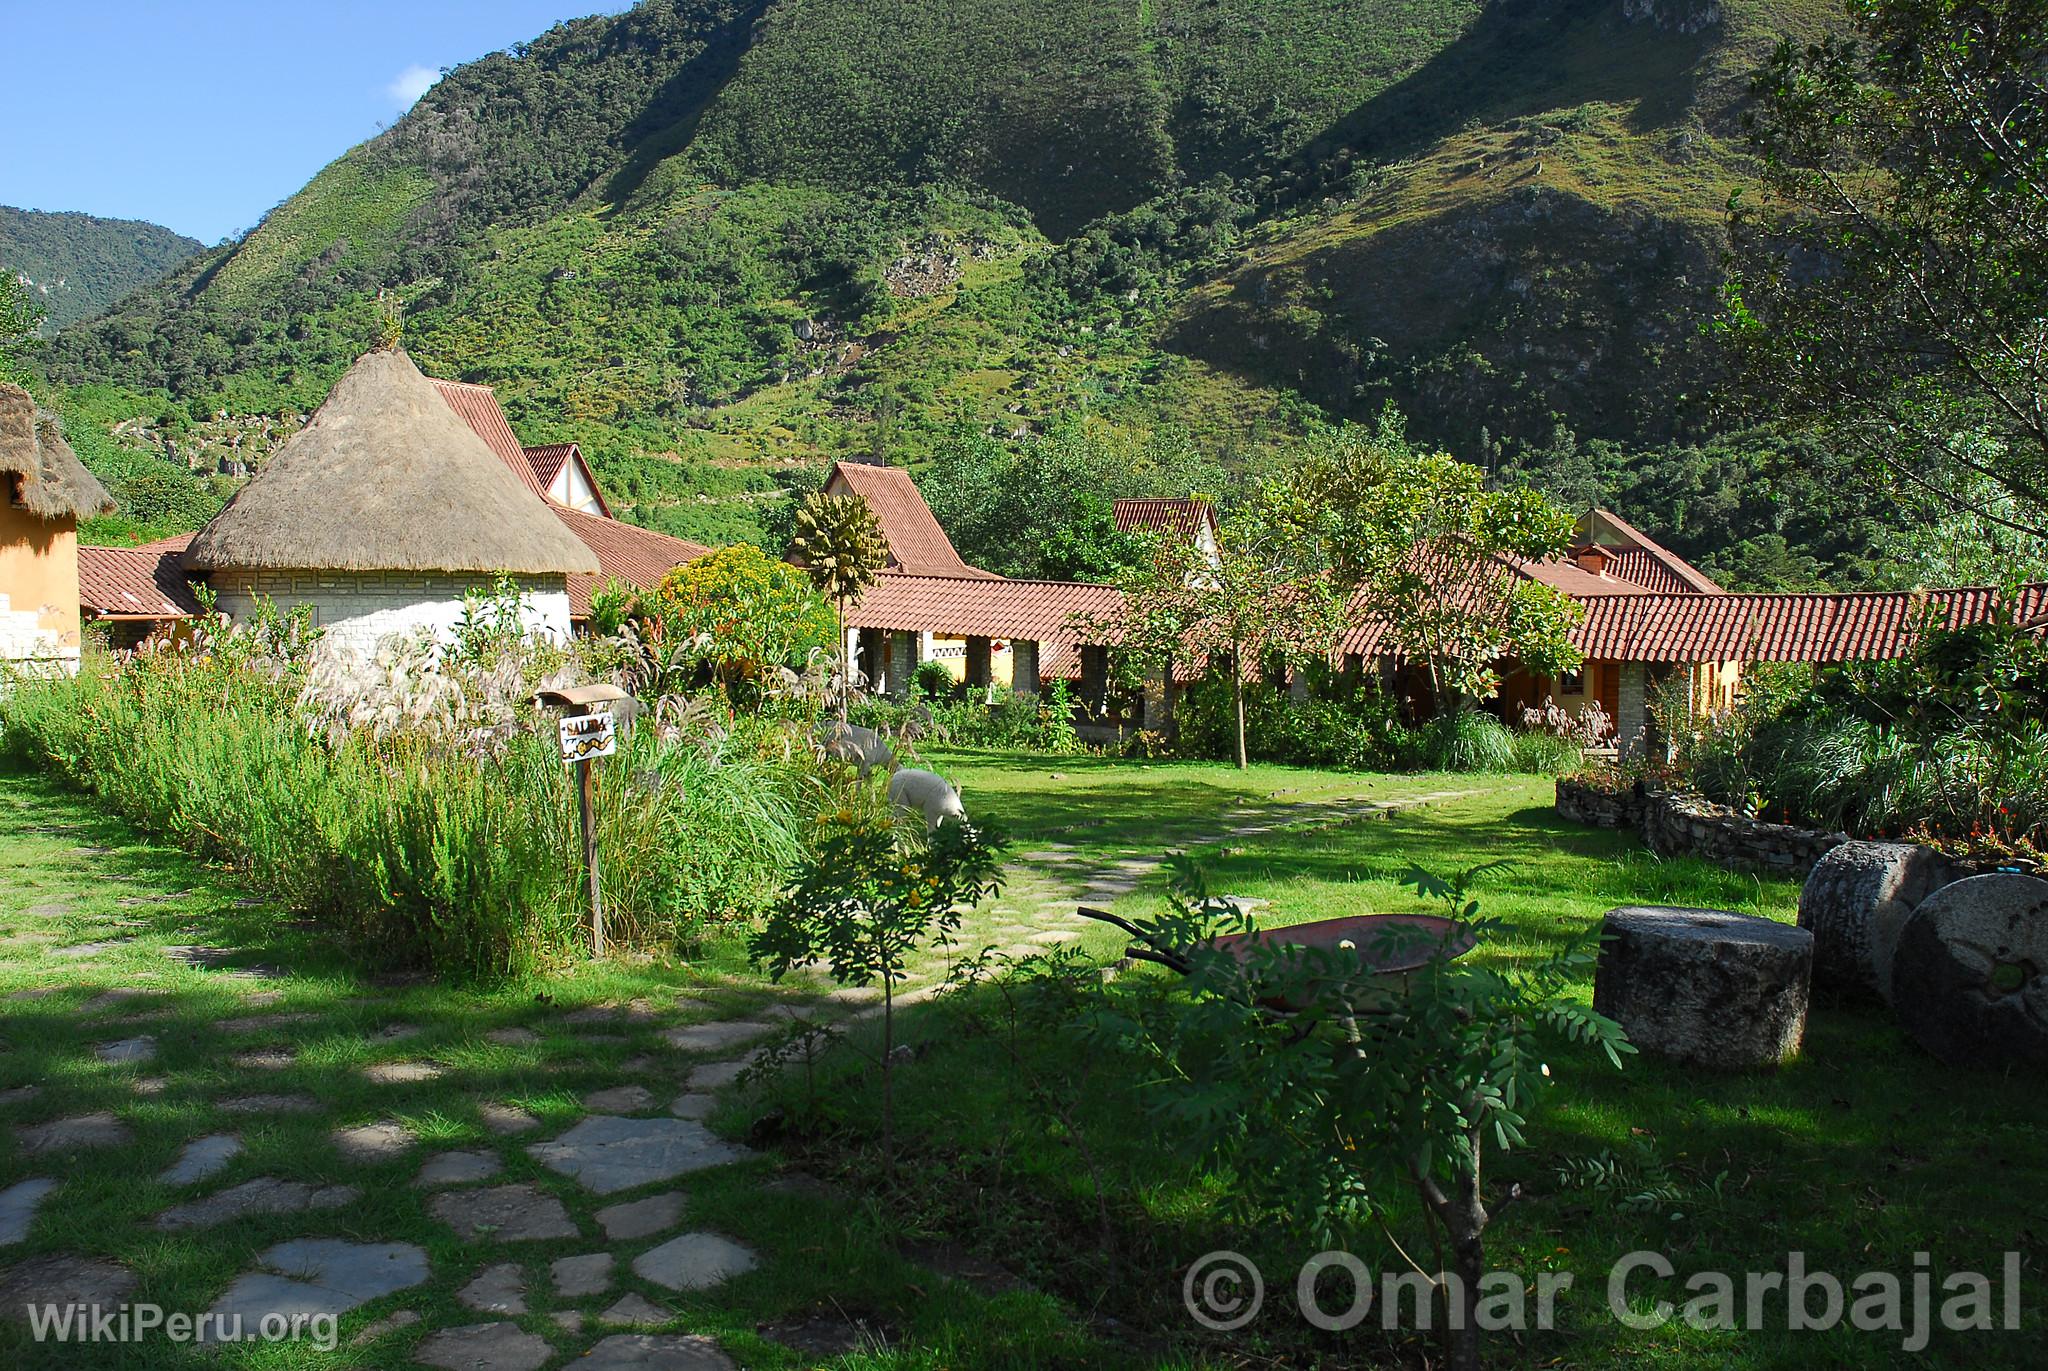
1556,778,1847,877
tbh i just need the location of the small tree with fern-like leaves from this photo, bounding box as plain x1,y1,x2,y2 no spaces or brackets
788,490,889,720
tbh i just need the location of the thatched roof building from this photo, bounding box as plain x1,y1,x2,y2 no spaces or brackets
0,383,115,522
183,348,598,576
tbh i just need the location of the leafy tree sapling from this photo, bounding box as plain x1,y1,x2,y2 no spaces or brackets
751,801,1005,1162
1096,857,1631,1371
787,490,888,719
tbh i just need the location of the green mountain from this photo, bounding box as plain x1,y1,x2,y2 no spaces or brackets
45,0,1878,580
0,207,201,333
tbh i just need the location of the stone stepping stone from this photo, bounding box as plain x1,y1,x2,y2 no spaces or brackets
530,1116,750,1195
81,988,169,1014
428,1183,577,1242
763,1313,880,1359
132,1076,169,1096
331,1120,415,1161
3,989,57,1002
214,1012,315,1035
416,1321,553,1371
348,1308,420,1347
371,1022,421,1042
232,1047,296,1071
0,1179,56,1245
48,941,117,959
599,1293,672,1327
631,1232,757,1292
18,1111,131,1153
1027,930,1081,946
95,1036,157,1065
239,989,286,1007
563,1005,623,1025
580,1333,736,1369
0,1086,39,1108
555,1310,587,1333
583,1085,655,1113
596,1192,685,1242
362,1060,441,1084
660,1020,775,1054
553,1251,614,1297
484,1027,540,1046
683,1060,750,1093
0,1254,136,1321
161,1133,243,1186
478,1102,541,1136
668,1094,714,1121
155,1177,360,1230
413,1150,502,1188
457,1262,527,1314
22,902,72,919
205,1240,428,1336
219,1092,320,1114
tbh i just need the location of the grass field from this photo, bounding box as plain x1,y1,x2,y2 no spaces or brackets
1,750,2040,1368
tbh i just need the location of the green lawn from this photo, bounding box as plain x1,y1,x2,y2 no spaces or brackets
1,750,2040,1369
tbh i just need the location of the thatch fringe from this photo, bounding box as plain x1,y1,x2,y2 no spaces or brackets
0,383,116,522
183,348,598,576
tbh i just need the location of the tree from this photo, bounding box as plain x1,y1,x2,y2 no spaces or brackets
1097,858,1631,1371
1112,509,1343,769
1267,417,1584,714
1723,0,2048,542
644,544,835,708
787,490,888,720
751,805,1005,1165
0,273,42,387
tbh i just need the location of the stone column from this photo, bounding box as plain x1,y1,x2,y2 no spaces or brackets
1079,644,1110,712
964,636,992,689
1141,664,1175,734
888,630,919,699
1010,638,1040,696
857,628,888,693
1616,661,1649,759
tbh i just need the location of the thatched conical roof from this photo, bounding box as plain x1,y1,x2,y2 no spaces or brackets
0,383,116,522
182,348,599,576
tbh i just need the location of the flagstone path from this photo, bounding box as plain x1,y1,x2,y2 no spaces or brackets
0,772,1476,1367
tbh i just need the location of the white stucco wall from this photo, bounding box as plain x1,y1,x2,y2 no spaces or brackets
210,570,572,657
0,591,79,673
550,462,605,516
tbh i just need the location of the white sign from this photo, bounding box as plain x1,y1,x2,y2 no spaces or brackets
557,712,616,764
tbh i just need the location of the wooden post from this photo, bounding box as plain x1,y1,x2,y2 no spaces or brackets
578,749,603,957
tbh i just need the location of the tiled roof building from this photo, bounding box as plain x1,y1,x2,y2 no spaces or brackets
823,461,996,578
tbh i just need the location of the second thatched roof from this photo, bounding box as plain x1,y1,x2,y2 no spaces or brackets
0,383,116,522
182,348,600,576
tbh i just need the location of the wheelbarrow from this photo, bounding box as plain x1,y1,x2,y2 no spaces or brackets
1075,906,1477,1014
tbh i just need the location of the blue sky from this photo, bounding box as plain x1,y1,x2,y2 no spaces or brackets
0,2,626,244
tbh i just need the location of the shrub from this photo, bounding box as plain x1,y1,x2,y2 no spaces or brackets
642,544,836,708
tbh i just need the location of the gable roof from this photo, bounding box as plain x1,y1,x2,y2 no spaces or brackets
1113,498,1217,541
524,442,614,519
427,378,549,500
823,461,996,578
78,535,202,620
183,349,599,576
846,572,1119,641
554,506,709,617
1576,509,1723,594
1572,584,2048,663
0,383,115,522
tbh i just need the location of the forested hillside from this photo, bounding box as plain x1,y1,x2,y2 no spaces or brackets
0,207,199,333
39,0,1927,587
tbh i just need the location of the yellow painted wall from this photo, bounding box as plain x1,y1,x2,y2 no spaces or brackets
0,500,82,654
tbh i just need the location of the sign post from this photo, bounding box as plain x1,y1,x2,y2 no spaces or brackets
537,685,629,958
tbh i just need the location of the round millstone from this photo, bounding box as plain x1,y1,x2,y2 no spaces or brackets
1592,906,1813,1070
1890,873,2048,1069
1798,841,1955,1000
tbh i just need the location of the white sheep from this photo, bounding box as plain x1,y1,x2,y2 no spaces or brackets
817,722,894,776
888,768,967,829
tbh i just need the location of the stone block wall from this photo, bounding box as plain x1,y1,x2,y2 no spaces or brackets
1557,778,1848,878
211,570,571,657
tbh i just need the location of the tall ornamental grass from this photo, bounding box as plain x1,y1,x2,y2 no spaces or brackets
1,624,820,979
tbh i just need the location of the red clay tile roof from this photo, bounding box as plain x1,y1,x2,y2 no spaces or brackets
524,442,576,488
1113,498,1216,540
1578,509,1723,595
78,535,202,619
1572,584,2048,663
847,573,1121,641
1515,554,1655,598
824,461,996,578
428,379,549,500
554,507,710,618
